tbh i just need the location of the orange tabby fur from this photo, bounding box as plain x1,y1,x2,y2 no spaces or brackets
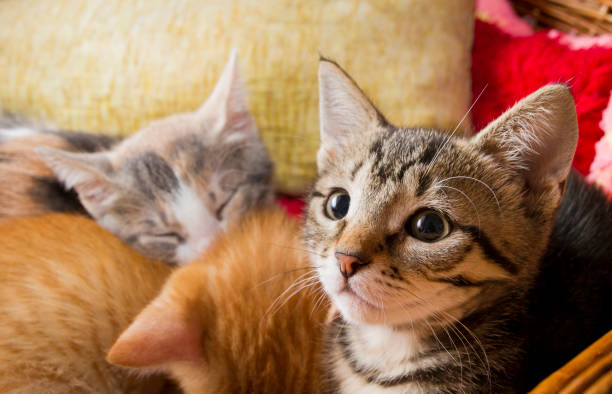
108,208,329,393
0,214,171,393
0,209,328,393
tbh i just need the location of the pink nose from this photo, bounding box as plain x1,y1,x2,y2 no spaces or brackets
335,251,369,278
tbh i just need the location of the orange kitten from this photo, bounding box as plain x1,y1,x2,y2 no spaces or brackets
108,208,329,393
0,209,328,393
0,214,171,393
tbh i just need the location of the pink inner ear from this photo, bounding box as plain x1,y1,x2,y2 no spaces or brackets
107,301,202,368
76,180,115,206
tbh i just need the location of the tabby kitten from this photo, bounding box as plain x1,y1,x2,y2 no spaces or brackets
0,52,273,265
306,60,612,392
0,210,327,393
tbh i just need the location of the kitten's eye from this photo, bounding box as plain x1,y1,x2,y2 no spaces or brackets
149,232,185,244
408,209,451,242
325,190,350,220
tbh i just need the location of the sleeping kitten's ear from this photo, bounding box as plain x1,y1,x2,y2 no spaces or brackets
36,147,120,218
107,270,204,369
198,50,257,141
474,84,578,195
317,59,386,167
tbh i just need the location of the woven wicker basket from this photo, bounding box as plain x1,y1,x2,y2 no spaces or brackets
512,0,612,35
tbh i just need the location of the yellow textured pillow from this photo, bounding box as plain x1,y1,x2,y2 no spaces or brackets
0,0,473,194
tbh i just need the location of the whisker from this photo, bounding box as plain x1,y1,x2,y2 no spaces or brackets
436,175,501,213
311,292,331,318
402,282,491,391
262,273,319,321
253,266,318,288
266,280,320,319
425,84,488,176
264,242,327,259
431,185,481,230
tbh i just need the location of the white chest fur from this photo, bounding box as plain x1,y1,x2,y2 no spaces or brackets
331,323,450,393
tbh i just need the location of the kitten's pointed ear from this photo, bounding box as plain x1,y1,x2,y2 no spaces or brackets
474,84,578,193
107,275,203,369
198,49,258,140
318,59,385,167
36,147,119,218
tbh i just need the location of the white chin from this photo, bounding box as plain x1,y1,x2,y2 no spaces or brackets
334,292,432,326
334,292,388,325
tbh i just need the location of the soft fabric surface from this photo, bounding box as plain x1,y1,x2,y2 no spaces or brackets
472,20,612,177
475,0,612,194
0,0,474,194
475,0,533,36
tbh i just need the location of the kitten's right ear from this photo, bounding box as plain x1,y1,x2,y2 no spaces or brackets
318,59,385,167
474,84,578,196
198,50,258,142
107,267,205,369
36,147,119,218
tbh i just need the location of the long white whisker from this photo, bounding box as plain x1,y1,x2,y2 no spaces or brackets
425,84,488,175
262,272,318,318
403,281,491,391
254,267,319,288
437,175,501,213
432,185,481,230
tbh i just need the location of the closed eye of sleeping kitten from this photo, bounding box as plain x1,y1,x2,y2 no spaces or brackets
0,52,273,265
0,209,327,393
306,60,612,393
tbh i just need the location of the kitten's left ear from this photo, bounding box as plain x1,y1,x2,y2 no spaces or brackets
474,84,578,194
36,147,120,218
107,270,204,369
317,59,386,167
198,49,258,141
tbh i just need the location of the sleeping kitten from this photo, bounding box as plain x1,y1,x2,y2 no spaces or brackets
0,210,327,393
0,52,273,265
306,60,612,392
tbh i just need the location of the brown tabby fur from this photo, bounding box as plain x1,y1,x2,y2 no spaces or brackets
306,59,611,393
0,209,328,393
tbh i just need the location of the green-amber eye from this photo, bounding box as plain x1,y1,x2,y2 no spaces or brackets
325,190,350,220
408,209,451,242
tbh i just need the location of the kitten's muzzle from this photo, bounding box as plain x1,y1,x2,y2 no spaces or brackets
335,251,370,278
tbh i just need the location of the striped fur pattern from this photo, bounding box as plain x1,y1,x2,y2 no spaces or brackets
306,60,611,392
0,52,273,265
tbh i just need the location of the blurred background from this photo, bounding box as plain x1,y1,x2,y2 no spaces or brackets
0,0,611,200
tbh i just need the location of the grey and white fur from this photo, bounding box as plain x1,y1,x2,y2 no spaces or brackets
0,52,273,266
